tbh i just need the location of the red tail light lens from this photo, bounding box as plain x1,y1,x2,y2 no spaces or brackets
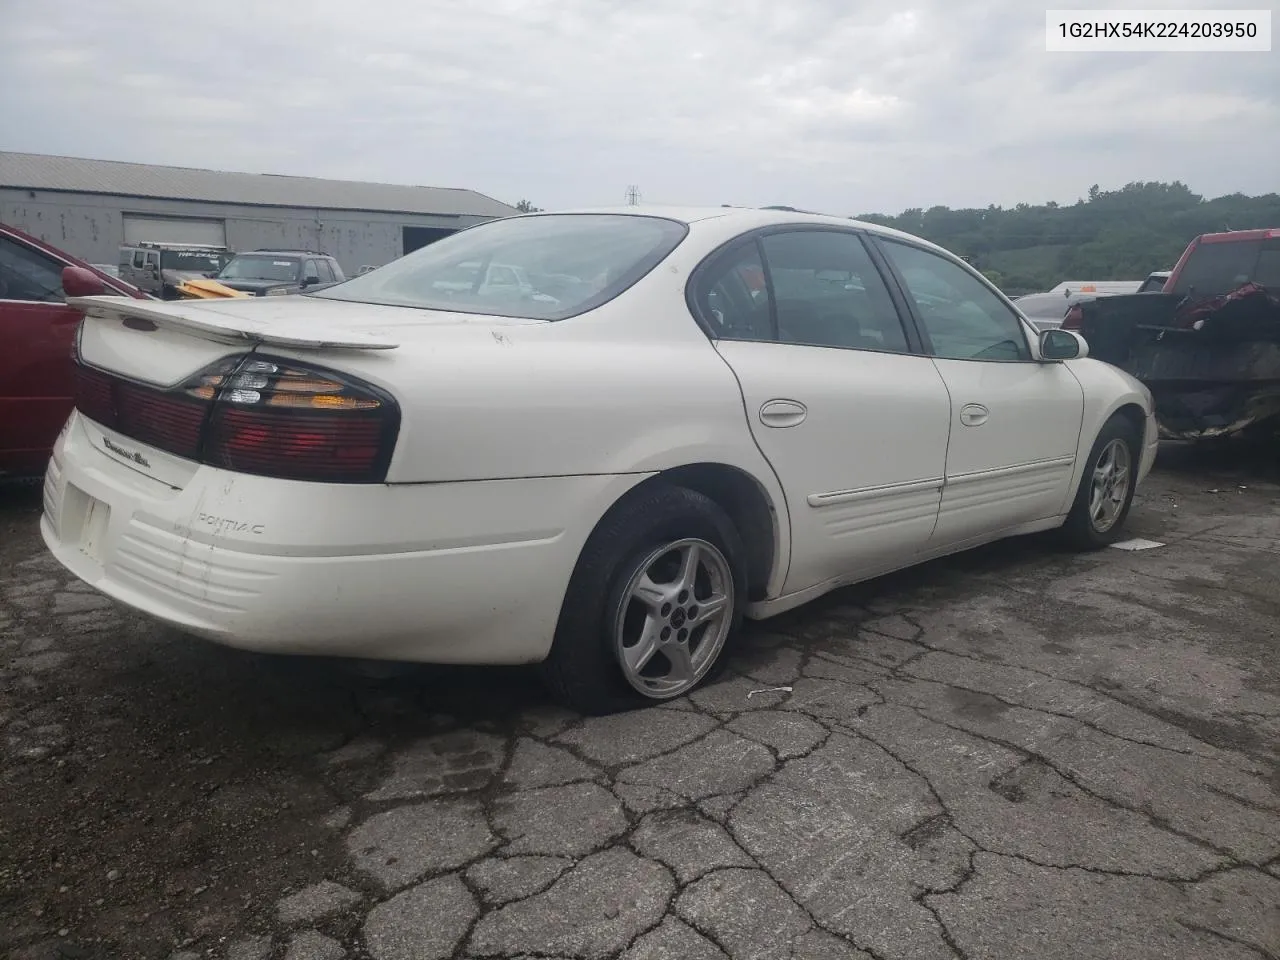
1061,304,1083,331
204,358,395,482
208,408,386,482
73,354,399,483
115,383,209,460
74,363,115,427
73,364,218,460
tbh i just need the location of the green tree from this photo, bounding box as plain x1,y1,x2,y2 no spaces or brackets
854,182,1280,295
515,199,542,213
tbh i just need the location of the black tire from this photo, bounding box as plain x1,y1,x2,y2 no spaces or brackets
540,483,747,715
1060,414,1141,550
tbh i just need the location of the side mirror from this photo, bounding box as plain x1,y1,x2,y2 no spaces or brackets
1039,328,1087,361
301,276,319,287
62,265,107,298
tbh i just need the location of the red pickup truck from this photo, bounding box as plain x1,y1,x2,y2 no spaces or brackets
1064,228,1280,440
0,223,149,477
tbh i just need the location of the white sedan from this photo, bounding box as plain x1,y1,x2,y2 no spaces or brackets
41,207,1159,714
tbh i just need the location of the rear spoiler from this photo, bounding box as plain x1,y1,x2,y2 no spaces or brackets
67,296,400,350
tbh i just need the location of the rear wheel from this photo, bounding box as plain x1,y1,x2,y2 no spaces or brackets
1060,415,1140,549
541,484,746,715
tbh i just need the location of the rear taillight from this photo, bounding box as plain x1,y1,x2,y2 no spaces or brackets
115,381,209,460
74,364,218,460
1061,304,1083,331
73,354,399,483
203,358,395,483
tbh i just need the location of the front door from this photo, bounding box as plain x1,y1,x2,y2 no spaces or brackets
874,238,1086,547
692,228,952,595
0,234,80,475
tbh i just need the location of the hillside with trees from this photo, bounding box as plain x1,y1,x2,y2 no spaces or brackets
856,181,1280,295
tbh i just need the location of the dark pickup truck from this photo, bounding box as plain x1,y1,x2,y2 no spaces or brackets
1064,228,1280,440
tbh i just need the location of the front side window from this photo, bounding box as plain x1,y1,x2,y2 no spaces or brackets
311,214,688,320
0,236,65,302
132,250,145,268
759,231,909,352
304,259,321,282
880,240,1030,361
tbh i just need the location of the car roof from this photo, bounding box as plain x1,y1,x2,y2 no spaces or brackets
524,207,959,258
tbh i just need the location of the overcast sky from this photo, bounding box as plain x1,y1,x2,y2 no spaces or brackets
1,0,1276,215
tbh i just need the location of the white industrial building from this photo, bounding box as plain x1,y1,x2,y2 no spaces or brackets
0,151,518,273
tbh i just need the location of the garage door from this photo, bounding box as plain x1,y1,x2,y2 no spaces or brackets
122,215,226,247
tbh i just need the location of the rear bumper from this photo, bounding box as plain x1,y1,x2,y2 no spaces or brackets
41,411,644,664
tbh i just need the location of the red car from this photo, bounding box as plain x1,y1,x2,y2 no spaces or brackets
0,224,149,478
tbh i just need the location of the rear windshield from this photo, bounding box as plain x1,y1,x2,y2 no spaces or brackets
1172,238,1280,297
310,214,689,320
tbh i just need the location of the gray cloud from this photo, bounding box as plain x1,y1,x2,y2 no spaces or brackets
1,0,1276,215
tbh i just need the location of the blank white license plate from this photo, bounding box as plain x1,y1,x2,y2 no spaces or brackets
79,496,111,565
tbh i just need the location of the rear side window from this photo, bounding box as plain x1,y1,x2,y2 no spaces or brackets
696,242,773,341
311,214,688,320
760,231,909,352
1172,239,1275,297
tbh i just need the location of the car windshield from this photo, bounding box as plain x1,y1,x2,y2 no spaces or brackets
218,256,300,282
311,214,688,319
161,251,228,273
1172,238,1280,297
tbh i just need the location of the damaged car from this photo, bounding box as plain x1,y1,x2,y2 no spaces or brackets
40,207,1158,714
1065,228,1280,441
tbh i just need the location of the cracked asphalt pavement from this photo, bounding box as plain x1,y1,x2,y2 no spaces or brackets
2,444,1279,960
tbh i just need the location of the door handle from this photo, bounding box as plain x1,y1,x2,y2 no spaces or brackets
759,399,808,428
959,403,989,427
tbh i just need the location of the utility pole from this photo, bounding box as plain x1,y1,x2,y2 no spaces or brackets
625,185,641,206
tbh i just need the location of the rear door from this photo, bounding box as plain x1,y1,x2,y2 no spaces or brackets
873,237,1085,547
693,228,951,594
0,233,80,474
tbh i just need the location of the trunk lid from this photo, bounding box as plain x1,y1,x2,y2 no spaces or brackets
70,294,404,352
69,293,544,388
